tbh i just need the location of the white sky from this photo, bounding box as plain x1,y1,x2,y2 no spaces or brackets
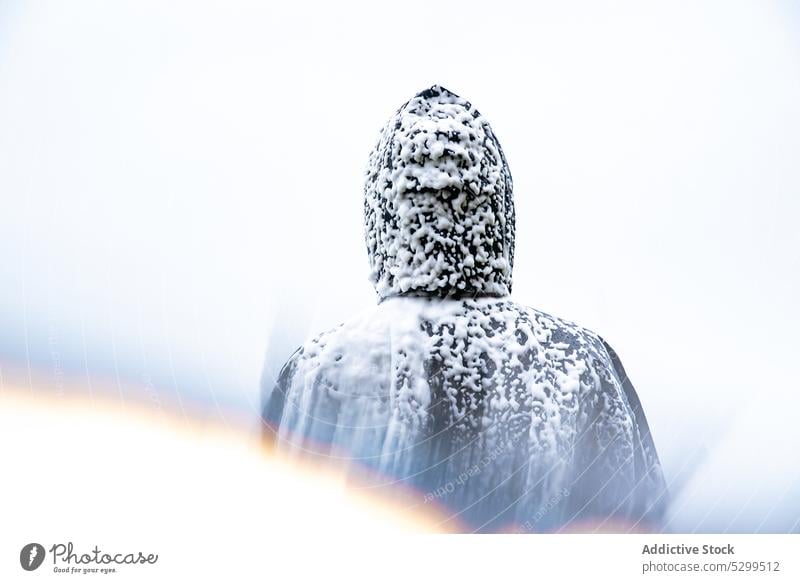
1,0,799,531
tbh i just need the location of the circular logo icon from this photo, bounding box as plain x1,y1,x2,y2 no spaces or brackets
20,543,46,571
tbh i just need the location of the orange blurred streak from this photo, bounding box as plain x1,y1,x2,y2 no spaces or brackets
0,362,455,533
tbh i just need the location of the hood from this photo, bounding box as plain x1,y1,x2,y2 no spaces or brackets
364,85,515,300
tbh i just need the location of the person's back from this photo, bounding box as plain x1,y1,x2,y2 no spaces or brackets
263,86,667,532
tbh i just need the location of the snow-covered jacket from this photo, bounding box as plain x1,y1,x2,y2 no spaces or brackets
263,86,667,532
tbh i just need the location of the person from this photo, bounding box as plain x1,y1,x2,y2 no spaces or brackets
263,85,667,532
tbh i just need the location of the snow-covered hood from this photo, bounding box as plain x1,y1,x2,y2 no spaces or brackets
364,85,515,300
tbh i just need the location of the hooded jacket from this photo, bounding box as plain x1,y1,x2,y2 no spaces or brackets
263,86,667,532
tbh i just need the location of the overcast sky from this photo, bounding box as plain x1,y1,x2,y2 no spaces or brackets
1,0,799,531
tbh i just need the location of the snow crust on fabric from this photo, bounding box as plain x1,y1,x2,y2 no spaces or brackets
264,86,667,531
265,297,666,531
364,85,515,299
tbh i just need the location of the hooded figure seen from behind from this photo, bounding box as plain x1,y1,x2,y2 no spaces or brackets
263,85,667,532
